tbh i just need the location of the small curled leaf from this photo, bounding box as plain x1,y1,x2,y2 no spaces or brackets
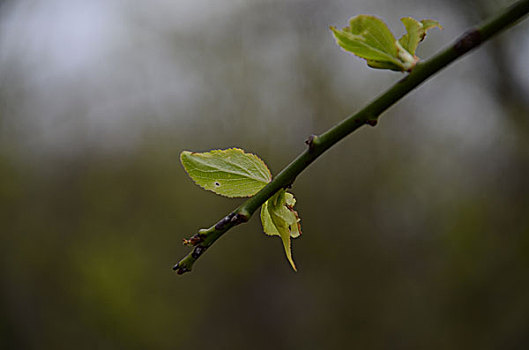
398,17,441,56
180,148,272,198
261,190,301,271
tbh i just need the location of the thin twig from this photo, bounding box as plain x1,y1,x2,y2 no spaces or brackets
173,0,529,275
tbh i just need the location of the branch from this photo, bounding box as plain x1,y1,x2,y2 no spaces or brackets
173,0,529,275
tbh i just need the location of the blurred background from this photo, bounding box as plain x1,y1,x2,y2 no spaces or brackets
1,0,529,348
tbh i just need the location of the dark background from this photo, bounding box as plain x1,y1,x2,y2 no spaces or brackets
1,0,529,348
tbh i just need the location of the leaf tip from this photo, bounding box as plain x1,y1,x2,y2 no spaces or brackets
179,150,193,163
290,260,298,272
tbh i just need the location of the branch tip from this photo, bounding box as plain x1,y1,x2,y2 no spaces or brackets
172,263,190,274
173,257,194,275
176,266,190,275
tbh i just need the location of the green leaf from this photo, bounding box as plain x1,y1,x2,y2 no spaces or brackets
331,15,405,70
366,59,405,71
260,190,301,271
180,148,272,198
332,15,441,72
421,19,443,33
398,17,422,56
398,17,441,55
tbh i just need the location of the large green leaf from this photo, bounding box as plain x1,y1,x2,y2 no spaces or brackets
180,148,272,197
398,17,441,55
261,190,301,271
331,15,404,70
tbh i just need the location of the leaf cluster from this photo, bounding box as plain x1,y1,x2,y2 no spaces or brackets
331,15,441,71
181,148,301,270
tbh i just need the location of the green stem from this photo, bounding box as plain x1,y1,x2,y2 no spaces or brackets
173,0,529,274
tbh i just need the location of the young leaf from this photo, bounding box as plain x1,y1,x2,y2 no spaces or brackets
366,59,405,71
421,19,442,33
180,148,272,197
260,190,301,271
398,17,422,56
331,15,405,71
332,15,441,72
398,17,441,55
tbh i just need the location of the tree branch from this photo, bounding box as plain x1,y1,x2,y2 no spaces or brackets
173,0,529,275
